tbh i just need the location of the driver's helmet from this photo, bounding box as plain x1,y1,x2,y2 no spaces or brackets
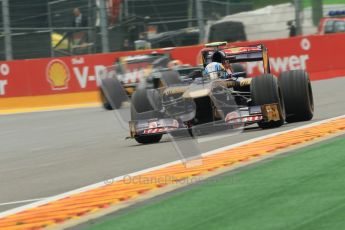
204,62,228,80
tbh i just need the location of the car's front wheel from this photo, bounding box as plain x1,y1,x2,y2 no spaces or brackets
131,88,163,144
134,134,163,144
251,74,285,129
100,77,127,110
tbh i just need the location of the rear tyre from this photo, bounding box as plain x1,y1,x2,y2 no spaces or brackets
251,74,285,128
279,70,314,123
100,78,126,110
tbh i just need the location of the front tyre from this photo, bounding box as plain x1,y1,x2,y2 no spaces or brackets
134,134,163,144
251,74,285,129
131,89,163,144
100,78,126,110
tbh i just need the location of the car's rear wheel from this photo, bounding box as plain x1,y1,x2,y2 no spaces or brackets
279,70,314,123
251,74,285,128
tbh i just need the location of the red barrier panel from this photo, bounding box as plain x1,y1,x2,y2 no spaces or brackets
0,33,345,98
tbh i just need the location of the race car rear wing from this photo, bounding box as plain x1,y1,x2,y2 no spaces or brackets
201,43,271,74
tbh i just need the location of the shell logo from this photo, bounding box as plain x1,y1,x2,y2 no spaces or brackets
46,59,70,90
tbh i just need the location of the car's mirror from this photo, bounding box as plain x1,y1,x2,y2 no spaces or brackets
232,72,246,78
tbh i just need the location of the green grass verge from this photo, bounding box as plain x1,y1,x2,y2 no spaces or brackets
86,136,345,230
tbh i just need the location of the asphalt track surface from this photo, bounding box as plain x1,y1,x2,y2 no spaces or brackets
0,77,344,213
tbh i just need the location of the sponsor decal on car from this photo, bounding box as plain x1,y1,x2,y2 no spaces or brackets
239,78,252,87
262,104,281,121
225,111,263,125
141,119,180,134
143,127,173,134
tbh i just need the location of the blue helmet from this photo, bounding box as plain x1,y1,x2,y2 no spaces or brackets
204,62,227,80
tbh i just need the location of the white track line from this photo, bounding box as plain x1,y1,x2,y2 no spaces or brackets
0,198,47,207
0,114,344,219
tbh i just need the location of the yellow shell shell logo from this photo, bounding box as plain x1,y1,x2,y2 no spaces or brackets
46,59,70,90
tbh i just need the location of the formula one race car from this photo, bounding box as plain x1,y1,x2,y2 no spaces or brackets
100,42,314,144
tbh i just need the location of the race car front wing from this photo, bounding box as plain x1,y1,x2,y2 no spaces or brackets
129,103,282,138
